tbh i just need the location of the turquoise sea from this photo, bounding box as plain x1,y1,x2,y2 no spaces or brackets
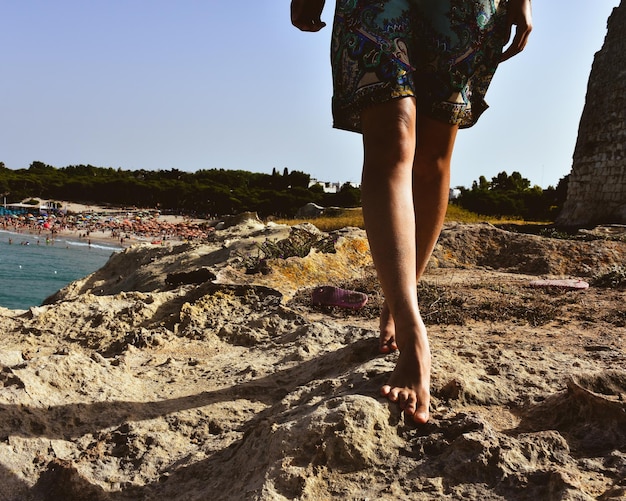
0,230,121,310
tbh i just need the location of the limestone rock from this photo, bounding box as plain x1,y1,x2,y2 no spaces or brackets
0,220,624,500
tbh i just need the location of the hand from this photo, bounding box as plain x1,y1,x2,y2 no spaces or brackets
291,0,327,32
500,0,532,62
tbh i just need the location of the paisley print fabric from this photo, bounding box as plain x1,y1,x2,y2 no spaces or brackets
331,0,510,132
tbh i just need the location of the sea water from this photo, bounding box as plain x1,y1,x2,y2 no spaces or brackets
0,230,121,310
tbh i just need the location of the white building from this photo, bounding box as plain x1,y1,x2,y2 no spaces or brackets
308,179,360,194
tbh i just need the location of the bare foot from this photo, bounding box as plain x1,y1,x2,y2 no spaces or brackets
380,321,431,424
379,301,398,353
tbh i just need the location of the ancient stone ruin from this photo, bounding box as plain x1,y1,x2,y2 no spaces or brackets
557,1,625,226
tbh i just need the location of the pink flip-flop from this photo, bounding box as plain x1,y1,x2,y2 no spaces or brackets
311,286,368,309
529,279,589,290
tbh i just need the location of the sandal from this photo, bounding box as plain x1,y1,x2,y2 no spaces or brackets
311,286,368,309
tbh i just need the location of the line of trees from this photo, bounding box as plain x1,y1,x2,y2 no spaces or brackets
454,171,569,221
0,162,567,221
0,162,360,218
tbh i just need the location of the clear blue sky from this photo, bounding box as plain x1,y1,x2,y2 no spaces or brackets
0,1,621,190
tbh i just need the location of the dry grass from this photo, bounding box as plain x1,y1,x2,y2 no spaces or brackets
444,204,529,224
274,208,365,232
274,205,538,232
269,214,625,331
592,265,626,289
288,272,626,330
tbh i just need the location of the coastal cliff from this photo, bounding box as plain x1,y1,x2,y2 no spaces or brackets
1,220,625,500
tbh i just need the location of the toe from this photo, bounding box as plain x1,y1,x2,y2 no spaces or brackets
411,397,430,424
379,338,398,354
381,386,400,402
400,392,417,413
412,407,429,424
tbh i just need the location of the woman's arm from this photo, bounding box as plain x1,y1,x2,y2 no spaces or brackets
501,0,533,62
291,0,327,32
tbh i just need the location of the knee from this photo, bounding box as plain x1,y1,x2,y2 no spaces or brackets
361,99,417,172
413,150,450,184
413,114,457,181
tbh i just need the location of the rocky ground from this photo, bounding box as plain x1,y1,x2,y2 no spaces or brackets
0,219,624,500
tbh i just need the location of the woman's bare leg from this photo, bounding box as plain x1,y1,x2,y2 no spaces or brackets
414,113,457,274
379,113,458,355
360,98,431,423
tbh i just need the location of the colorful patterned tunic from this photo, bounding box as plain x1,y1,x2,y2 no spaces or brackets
331,0,511,132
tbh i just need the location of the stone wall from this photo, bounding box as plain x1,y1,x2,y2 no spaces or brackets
557,1,626,226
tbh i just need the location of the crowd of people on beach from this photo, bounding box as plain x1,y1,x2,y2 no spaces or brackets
1,211,215,247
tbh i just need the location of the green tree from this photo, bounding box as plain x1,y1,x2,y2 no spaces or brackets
327,183,361,207
471,175,490,191
457,171,556,220
490,171,530,192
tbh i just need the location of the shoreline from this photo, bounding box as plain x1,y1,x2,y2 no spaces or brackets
0,228,124,251
1,201,216,249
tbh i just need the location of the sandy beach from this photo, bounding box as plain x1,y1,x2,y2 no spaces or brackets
2,201,217,249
